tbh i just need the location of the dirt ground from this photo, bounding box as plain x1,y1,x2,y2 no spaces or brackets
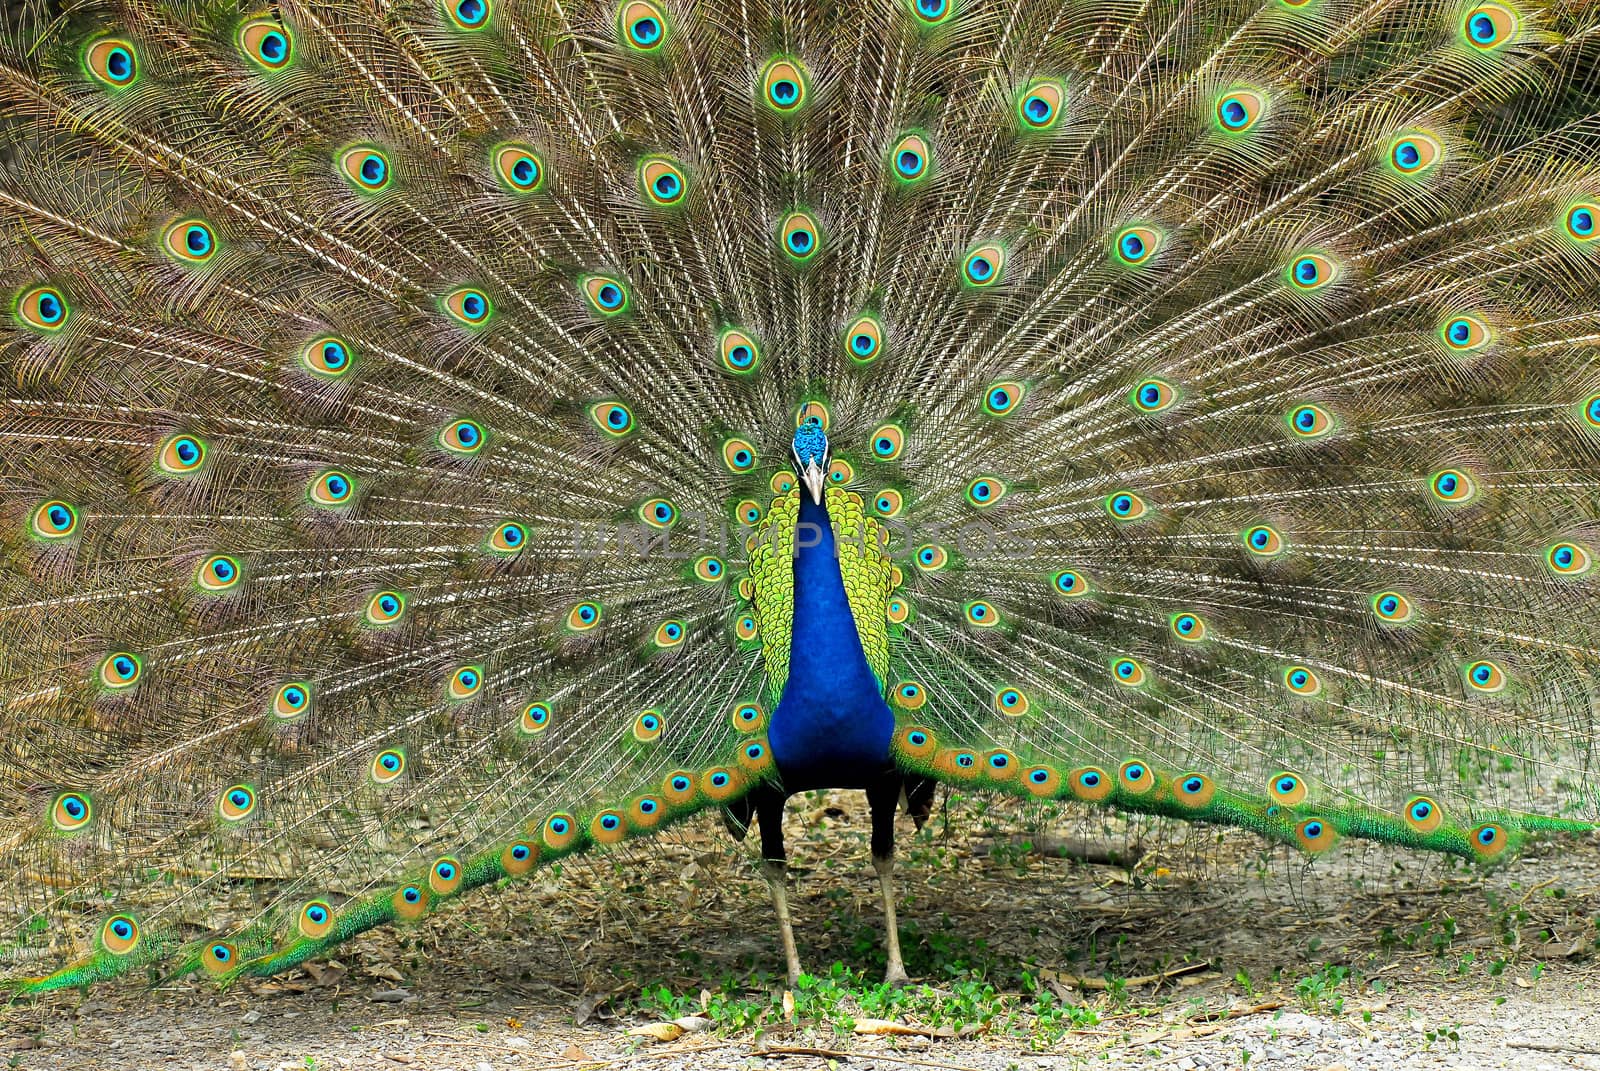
4,791,1600,1071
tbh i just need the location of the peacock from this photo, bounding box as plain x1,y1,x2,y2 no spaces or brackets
2,0,1599,998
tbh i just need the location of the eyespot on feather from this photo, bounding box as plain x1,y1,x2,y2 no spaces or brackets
101,915,141,954
444,0,492,30
590,401,635,436
273,681,312,720
892,681,927,710
1545,541,1593,577
1429,468,1477,504
913,544,948,572
163,219,217,263
1053,569,1090,597
1117,760,1155,795
447,665,483,701
1372,590,1415,624
52,791,92,832
632,709,664,743
760,57,809,112
874,488,904,517
1282,665,1321,697
365,590,407,627
520,701,552,734
962,244,1005,287
1287,403,1334,438
297,901,335,941
300,336,354,378
501,840,538,876
439,419,486,455
890,133,932,182
654,619,685,648
159,434,208,475
779,211,821,262
618,0,669,50
487,520,526,555
1386,130,1441,176
1286,252,1337,291
196,554,242,593
202,941,240,974
1243,524,1285,557
218,784,256,822
566,601,601,631
719,329,760,374
308,469,355,508
1172,773,1215,809
31,500,78,541
731,702,764,732
238,19,293,70
846,315,884,363
639,155,687,204
338,145,391,193
1268,771,1307,806
1016,80,1064,131
1170,612,1207,642
700,767,743,801
542,813,578,850
16,286,70,332
429,856,463,895
1114,226,1162,266
86,38,137,88
1105,491,1147,521
1024,765,1061,797
582,275,630,315
1439,315,1489,352
1129,378,1176,411
99,652,142,691
870,424,905,461
963,600,998,628
1070,766,1114,802
392,884,430,920
1403,795,1444,835
966,476,1005,507
993,686,1029,717
1463,659,1507,693
1213,87,1265,133
898,726,936,759
1469,821,1511,859
493,143,544,192
591,810,628,845
370,749,406,784
1295,818,1336,852
443,288,492,327
734,613,759,641
1461,3,1517,50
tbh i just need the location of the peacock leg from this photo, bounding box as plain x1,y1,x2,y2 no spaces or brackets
867,777,910,985
755,787,802,986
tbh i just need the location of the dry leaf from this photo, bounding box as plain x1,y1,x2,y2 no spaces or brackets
783,990,795,1018
672,1015,714,1033
627,1022,685,1042
851,1018,954,1038
562,1043,592,1061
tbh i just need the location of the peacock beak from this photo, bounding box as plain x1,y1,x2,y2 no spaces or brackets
799,459,826,505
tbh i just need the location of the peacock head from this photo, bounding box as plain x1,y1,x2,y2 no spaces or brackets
792,414,830,505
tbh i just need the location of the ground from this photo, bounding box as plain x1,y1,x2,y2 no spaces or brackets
3,791,1599,1070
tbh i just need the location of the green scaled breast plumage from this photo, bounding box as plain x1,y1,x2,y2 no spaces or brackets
2,0,1599,995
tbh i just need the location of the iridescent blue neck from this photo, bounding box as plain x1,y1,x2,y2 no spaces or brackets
768,494,895,792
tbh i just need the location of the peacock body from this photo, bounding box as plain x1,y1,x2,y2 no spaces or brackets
2,0,1600,994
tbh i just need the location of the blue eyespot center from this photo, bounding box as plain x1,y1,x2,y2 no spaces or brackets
654,173,678,197
1126,764,1145,779
1304,822,1323,838
404,887,421,902
1184,777,1203,793
512,844,530,859
107,49,132,80
631,17,660,44
772,79,798,104
1025,96,1050,121
187,227,211,254
1478,826,1498,844
1220,99,1247,127
968,256,992,279
598,284,622,307
1412,802,1432,820
457,0,485,24
1277,777,1297,793
1081,771,1101,786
